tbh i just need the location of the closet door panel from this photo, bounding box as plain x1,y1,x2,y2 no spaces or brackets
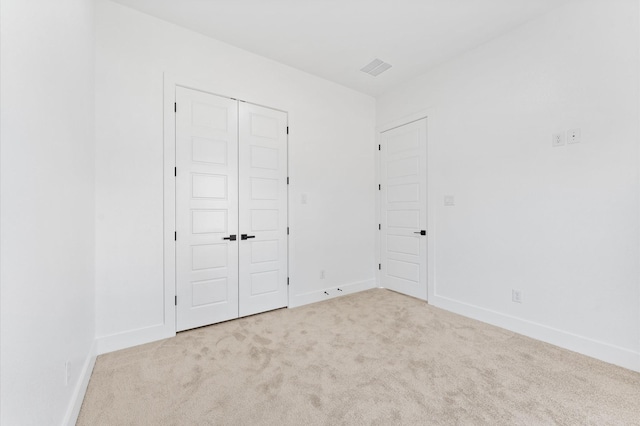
238,103,288,317
175,87,239,331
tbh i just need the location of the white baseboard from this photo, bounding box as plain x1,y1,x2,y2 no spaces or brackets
431,294,640,373
289,279,376,308
62,340,96,426
96,323,175,355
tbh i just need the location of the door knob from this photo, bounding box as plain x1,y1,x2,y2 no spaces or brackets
414,230,426,236
223,234,237,241
241,234,256,240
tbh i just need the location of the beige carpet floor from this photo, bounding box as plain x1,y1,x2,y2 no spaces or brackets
78,289,640,425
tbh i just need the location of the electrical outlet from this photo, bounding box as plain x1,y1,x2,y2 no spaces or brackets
320,270,325,279
567,128,581,144
65,361,71,386
552,133,565,147
512,289,523,304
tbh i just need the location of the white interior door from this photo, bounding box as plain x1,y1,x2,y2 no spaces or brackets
176,87,239,331
238,102,288,317
380,118,428,300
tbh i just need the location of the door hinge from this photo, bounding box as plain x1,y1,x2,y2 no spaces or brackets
378,184,381,190
378,144,381,151
287,227,290,235
174,231,177,241
287,177,289,185
287,277,290,286
175,296,177,305
379,263,381,270
174,102,177,113
378,224,381,230
174,167,177,177
287,126,289,135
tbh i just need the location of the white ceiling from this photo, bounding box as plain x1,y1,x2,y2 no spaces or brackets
111,0,568,97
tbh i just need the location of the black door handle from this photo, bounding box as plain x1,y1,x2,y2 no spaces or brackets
414,230,426,236
223,234,237,241
241,234,256,240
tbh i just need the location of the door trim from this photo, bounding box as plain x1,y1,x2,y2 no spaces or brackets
162,73,178,339
163,73,290,333
376,108,436,302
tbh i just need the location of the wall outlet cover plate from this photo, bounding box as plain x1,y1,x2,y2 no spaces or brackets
567,128,581,144
552,132,565,147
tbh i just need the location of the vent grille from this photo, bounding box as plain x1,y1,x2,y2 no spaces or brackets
360,58,392,77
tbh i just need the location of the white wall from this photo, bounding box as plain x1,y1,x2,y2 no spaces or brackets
378,0,640,371
94,0,376,352
0,0,96,424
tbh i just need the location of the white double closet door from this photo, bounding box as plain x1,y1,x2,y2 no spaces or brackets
175,87,288,332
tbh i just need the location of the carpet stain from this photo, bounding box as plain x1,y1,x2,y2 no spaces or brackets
253,334,272,345
308,394,322,409
258,371,284,395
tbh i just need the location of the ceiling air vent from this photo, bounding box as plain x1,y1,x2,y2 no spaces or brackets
360,58,392,77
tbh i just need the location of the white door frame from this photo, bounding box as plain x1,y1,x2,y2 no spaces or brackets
376,108,436,302
163,73,290,333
